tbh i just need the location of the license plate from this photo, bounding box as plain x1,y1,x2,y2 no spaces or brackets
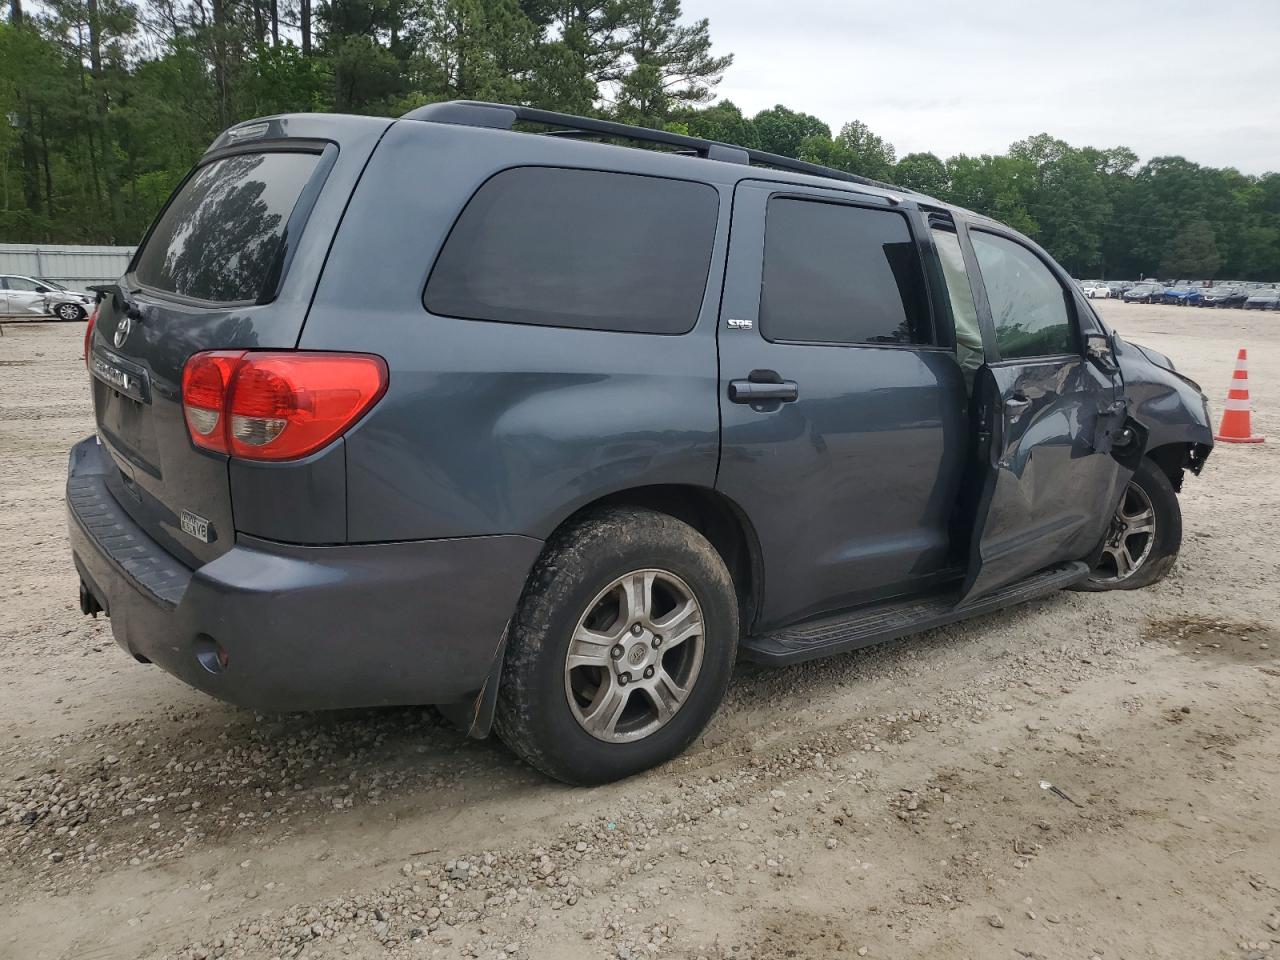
180,509,211,544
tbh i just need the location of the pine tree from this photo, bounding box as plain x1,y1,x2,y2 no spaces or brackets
609,0,730,127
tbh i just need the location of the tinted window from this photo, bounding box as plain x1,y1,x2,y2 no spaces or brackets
425,167,719,335
931,228,983,376
760,199,931,345
970,231,1075,359
134,151,320,303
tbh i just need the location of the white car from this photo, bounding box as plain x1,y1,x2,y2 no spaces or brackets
1082,281,1111,299
0,274,94,321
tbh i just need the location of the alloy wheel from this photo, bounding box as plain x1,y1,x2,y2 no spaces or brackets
1093,482,1157,583
563,568,705,743
56,303,82,321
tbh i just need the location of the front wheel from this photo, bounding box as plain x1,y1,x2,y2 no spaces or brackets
54,302,87,322
495,507,738,784
1075,458,1182,591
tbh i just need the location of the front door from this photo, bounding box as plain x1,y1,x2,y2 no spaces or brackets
715,182,970,629
949,224,1131,603
3,276,50,316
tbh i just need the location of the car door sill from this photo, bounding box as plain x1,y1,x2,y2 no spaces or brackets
741,560,1090,666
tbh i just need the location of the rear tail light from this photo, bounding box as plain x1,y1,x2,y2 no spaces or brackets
83,306,98,367
181,351,388,461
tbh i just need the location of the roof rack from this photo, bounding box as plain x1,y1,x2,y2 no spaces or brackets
401,100,909,195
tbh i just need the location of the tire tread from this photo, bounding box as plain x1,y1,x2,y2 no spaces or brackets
495,506,737,784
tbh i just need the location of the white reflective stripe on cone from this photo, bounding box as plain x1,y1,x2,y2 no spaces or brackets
1223,398,1253,411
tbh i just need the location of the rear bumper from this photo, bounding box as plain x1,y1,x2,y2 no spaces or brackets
66,436,543,711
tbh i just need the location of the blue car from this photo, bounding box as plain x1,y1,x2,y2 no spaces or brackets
1163,286,1203,306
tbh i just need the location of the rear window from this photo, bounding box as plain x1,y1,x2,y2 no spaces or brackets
133,151,320,304
425,167,719,335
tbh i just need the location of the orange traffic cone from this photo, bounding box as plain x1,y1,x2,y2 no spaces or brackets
1215,348,1264,444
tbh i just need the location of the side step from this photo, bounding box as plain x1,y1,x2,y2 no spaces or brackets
741,561,1090,666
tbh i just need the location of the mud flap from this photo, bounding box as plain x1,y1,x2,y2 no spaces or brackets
438,623,509,739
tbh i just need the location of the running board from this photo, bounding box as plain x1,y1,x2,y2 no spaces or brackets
741,561,1090,666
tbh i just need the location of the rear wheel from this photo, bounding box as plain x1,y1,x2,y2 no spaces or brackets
1075,457,1181,591
495,507,738,784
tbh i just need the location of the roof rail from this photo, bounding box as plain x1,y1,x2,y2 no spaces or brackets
401,100,909,195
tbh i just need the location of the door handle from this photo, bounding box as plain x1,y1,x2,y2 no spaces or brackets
729,379,799,403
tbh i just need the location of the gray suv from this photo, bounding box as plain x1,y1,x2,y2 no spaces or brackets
68,102,1213,784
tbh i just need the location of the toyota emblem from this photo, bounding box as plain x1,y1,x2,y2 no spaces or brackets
113,315,132,349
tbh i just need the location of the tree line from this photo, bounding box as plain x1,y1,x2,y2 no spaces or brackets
2,0,1277,280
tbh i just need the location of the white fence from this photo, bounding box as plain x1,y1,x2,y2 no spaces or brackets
0,243,135,289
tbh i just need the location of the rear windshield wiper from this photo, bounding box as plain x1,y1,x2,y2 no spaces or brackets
87,283,143,320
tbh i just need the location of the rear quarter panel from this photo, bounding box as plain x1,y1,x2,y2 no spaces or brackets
299,120,731,541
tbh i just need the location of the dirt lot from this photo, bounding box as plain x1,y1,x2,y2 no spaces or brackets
1,300,1277,960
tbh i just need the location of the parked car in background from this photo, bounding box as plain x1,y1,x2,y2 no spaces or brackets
38,278,96,321
1107,281,1132,298
1164,286,1203,307
1124,282,1166,303
1201,286,1249,308
1244,288,1280,310
1082,281,1111,299
0,274,94,321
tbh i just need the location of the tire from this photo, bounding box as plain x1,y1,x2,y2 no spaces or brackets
495,506,738,785
1074,457,1181,592
54,302,86,322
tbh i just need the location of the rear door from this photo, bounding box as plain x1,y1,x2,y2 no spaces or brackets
87,115,389,566
715,182,970,629
949,222,1130,603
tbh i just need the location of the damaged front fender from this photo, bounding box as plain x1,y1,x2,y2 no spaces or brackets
1113,335,1214,463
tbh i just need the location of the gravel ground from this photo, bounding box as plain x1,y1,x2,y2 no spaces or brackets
1,300,1278,960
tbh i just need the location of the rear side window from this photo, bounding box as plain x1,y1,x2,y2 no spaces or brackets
760,198,932,346
425,167,719,334
970,230,1076,359
134,151,320,304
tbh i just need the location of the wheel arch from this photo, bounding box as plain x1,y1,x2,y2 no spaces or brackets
552,484,765,636
449,483,764,742
1145,440,1211,493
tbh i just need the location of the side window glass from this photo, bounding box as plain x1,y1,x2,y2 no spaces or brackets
970,230,1075,359
930,227,984,378
7,277,41,291
760,198,932,346
425,167,719,335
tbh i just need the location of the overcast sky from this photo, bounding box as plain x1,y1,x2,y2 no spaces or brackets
689,0,1279,175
